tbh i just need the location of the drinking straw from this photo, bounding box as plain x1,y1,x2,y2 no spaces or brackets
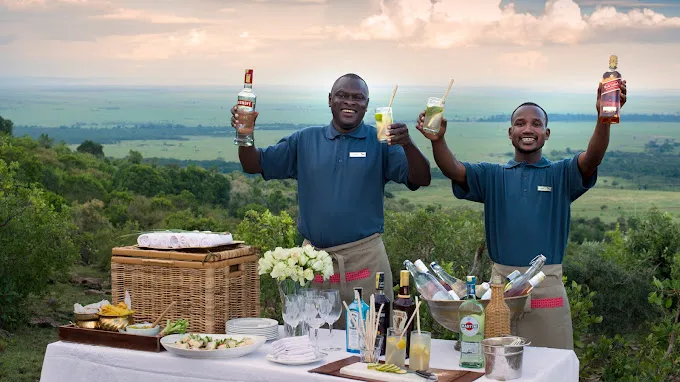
440,79,454,106
398,300,422,342
388,85,398,108
415,296,421,334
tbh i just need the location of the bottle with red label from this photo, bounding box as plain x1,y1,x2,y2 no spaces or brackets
234,69,257,146
598,55,622,124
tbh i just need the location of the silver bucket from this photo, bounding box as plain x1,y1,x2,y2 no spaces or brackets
481,336,530,381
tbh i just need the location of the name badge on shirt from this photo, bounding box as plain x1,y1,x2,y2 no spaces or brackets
349,152,366,158
537,186,552,192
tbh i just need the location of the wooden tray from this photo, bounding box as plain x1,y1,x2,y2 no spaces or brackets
58,324,164,352
308,356,484,382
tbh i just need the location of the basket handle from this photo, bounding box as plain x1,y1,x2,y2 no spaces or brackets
141,259,176,267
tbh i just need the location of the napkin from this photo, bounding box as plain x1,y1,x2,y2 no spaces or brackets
271,336,318,361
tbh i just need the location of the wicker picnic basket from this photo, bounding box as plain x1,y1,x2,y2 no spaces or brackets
110,243,260,333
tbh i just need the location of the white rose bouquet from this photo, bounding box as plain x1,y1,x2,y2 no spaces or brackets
258,245,334,286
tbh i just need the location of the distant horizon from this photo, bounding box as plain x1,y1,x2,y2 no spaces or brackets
3,76,680,97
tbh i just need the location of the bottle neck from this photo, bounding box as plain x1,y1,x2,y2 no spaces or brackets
467,283,476,299
243,83,252,89
398,284,410,299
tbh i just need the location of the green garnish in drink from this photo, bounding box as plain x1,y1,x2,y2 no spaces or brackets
375,113,383,122
426,106,444,117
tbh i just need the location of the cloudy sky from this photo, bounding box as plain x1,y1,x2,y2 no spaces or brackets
1,0,680,91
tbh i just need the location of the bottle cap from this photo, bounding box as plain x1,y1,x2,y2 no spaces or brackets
493,275,503,285
244,69,253,84
609,55,618,69
400,270,410,286
466,275,476,284
375,272,385,290
529,271,546,286
414,259,428,273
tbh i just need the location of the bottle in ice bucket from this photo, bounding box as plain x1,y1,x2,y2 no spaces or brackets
504,254,546,293
430,261,467,299
459,276,485,369
403,259,453,301
346,287,369,354
505,271,546,298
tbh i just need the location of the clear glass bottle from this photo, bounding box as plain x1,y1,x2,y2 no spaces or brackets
404,260,453,301
430,261,467,299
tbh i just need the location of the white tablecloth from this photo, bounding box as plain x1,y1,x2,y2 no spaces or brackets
40,327,578,382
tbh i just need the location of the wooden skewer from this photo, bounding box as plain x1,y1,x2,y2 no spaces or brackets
152,301,176,328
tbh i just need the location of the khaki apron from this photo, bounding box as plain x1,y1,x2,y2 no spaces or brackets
491,263,574,350
303,233,394,330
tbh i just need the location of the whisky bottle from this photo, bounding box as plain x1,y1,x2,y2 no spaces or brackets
392,270,415,357
599,55,623,124
374,272,391,355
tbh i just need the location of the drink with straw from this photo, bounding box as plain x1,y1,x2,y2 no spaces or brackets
385,327,406,368
375,107,393,143
409,331,431,371
423,97,444,135
375,85,398,143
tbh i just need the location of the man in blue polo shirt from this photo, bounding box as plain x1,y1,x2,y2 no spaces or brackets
415,81,627,349
231,73,431,328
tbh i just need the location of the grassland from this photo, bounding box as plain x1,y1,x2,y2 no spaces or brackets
79,121,680,164
388,179,680,222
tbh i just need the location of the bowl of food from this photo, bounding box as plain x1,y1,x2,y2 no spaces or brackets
160,333,266,359
125,322,161,336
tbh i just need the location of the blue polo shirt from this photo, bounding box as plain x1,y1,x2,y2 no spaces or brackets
258,122,421,248
453,154,596,266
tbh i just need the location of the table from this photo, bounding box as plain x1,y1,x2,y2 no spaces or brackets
40,327,579,382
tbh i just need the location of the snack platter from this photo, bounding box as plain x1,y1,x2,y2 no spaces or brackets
58,324,164,352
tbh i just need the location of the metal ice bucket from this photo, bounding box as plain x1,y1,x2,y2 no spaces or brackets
481,336,530,381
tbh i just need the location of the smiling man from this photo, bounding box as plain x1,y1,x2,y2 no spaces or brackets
231,73,431,328
415,82,627,349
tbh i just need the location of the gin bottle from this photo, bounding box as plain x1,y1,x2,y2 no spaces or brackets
403,260,453,301
459,276,485,369
346,287,368,354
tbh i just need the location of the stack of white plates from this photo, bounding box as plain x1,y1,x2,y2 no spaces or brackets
226,318,279,341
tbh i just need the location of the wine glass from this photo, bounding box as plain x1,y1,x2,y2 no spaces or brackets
320,289,342,351
305,296,329,354
282,295,303,337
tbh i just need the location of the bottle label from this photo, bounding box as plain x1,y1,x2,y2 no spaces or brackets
601,78,621,95
238,99,254,108
460,316,481,336
461,341,481,355
393,310,408,333
347,310,360,350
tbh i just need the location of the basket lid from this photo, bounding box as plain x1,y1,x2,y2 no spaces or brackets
111,243,255,263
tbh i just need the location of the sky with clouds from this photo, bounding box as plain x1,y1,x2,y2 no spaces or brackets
1,0,680,91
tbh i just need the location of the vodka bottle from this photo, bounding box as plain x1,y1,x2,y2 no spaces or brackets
430,261,467,299
234,69,256,146
403,260,453,301
459,276,485,368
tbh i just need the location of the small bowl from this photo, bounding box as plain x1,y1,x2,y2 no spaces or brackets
99,314,134,332
125,323,161,336
75,320,100,329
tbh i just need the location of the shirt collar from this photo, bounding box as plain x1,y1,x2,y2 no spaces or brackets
503,157,551,169
324,121,368,140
